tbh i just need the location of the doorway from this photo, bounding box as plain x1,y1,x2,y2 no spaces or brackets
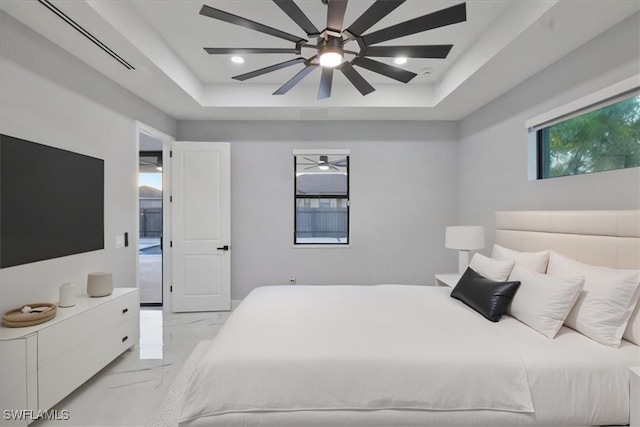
136,122,173,310
139,149,163,305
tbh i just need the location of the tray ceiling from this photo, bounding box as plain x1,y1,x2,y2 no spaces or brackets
1,0,638,120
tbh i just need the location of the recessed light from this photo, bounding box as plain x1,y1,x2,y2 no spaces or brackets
393,57,407,65
231,56,244,64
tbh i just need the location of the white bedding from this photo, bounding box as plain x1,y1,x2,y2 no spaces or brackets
179,285,640,427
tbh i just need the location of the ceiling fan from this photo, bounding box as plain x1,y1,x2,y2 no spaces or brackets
139,156,162,171
300,155,347,171
200,0,467,100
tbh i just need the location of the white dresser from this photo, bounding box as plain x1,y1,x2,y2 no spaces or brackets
0,288,139,426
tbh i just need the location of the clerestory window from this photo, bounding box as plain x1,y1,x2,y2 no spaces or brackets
527,77,639,180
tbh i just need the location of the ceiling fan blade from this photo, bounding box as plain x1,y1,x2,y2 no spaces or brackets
273,0,320,36
352,56,416,83
199,4,306,44
274,63,319,94
233,58,305,81
337,61,375,96
344,0,405,38
303,157,320,164
329,164,340,171
205,47,300,55
360,3,466,46
318,67,334,100
361,45,453,59
326,0,348,32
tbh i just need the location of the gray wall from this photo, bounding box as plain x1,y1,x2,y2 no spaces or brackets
0,12,177,313
2,7,637,310
177,121,459,299
458,12,640,252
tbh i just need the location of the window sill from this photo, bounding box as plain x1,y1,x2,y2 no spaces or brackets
293,244,351,249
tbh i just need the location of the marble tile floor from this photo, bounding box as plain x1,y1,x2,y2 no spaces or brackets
31,308,230,427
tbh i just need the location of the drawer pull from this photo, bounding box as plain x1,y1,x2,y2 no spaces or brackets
122,336,128,343
122,308,128,314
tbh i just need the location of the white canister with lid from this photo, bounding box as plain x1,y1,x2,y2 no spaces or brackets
59,283,77,307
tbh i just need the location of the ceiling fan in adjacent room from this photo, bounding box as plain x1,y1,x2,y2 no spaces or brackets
299,155,347,171
200,0,467,99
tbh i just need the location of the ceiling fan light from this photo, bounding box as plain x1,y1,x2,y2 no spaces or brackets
394,57,407,65
231,56,245,64
319,51,343,68
318,37,344,68
318,155,331,170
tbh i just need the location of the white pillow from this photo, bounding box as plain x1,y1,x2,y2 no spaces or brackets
492,245,550,274
546,251,640,347
507,264,584,339
469,253,515,281
624,303,640,345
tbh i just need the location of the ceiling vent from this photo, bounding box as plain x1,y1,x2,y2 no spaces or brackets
37,0,135,70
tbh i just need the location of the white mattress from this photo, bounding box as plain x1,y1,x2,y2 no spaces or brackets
180,285,640,427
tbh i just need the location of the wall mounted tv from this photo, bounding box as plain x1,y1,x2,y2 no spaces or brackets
0,134,104,268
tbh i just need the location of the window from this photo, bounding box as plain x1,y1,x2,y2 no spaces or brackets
527,77,640,180
294,150,349,245
536,94,640,178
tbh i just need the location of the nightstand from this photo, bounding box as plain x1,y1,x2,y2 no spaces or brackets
435,273,461,288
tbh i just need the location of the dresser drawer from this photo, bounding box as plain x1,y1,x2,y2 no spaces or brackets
0,339,29,426
38,318,139,411
38,291,138,368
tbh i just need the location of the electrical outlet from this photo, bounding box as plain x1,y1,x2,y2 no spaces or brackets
115,235,125,249
289,277,296,285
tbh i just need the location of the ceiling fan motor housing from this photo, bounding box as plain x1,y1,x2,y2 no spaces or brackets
318,36,342,52
318,37,344,67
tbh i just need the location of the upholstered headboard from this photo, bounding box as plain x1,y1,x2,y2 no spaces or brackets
494,210,640,270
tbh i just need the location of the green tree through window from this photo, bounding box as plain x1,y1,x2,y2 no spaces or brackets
539,94,640,178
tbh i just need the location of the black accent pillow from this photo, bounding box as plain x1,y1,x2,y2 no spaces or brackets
450,267,521,322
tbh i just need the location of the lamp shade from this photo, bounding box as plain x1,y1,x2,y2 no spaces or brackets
445,226,485,250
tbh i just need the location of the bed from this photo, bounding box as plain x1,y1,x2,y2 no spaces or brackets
179,210,640,427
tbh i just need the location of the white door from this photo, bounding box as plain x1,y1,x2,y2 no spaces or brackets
171,142,230,312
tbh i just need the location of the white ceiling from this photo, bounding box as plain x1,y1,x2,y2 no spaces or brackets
1,0,638,121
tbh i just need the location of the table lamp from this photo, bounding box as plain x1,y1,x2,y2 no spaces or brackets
445,226,485,274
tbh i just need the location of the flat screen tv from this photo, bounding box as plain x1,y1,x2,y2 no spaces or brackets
0,134,104,268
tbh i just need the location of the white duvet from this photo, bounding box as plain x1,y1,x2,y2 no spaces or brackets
179,285,534,424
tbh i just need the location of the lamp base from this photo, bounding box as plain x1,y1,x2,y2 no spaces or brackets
458,250,470,275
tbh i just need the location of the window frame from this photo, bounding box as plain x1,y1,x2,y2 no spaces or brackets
525,75,639,180
293,149,350,247
536,127,551,179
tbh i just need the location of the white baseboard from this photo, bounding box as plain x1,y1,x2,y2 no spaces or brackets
231,299,242,311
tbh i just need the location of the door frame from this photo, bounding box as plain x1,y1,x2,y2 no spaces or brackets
139,149,164,306
135,121,175,312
